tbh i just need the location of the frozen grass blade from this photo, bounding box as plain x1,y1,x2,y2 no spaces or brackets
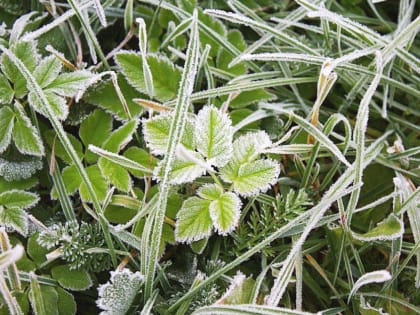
205,9,319,55
192,305,318,315
137,18,154,98
348,270,391,302
0,242,24,315
66,0,109,68
22,0,93,41
283,111,350,167
345,52,383,229
143,10,200,300
165,77,317,106
92,0,107,27
266,133,387,306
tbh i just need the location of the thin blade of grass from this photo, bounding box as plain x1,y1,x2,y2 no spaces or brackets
143,10,200,300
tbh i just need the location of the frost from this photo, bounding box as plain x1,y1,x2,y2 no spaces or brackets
348,270,391,302
0,158,42,181
97,268,144,315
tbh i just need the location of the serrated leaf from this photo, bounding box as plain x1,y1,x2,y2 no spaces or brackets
0,206,28,235
51,265,92,291
84,75,143,121
79,165,108,203
97,268,144,315
154,153,207,184
99,158,132,192
1,40,39,97
198,184,223,200
0,72,14,104
175,197,212,243
220,131,272,183
195,105,233,167
0,189,39,209
0,176,37,192
28,90,68,120
229,159,280,197
12,102,44,156
0,106,15,153
34,55,62,88
352,214,404,241
210,192,241,235
143,114,195,155
115,52,182,101
46,70,95,97
349,270,391,301
103,119,138,152
79,109,112,163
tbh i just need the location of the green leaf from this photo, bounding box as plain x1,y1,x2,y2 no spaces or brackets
1,40,39,97
0,72,14,104
210,192,241,235
12,102,44,156
46,70,95,97
217,272,255,304
352,214,404,241
220,131,272,184
56,287,76,315
79,165,108,203
34,55,62,88
198,184,223,200
79,109,112,163
51,265,93,291
103,119,139,152
27,232,48,266
123,146,158,177
195,105,233,167
0,106,15,153
0,176,37,192
154,153,207,184
29,275,59,315
44,130,83,165
175,197,212,243
99,158,132,192
0,206,28,235
89,145,153,176
97,268,144,315
84,75,143,121
61,164,82,195
115,52,182,101
0,189,39,209
230,159,280,197
143,113,195,155
28,90,68,120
